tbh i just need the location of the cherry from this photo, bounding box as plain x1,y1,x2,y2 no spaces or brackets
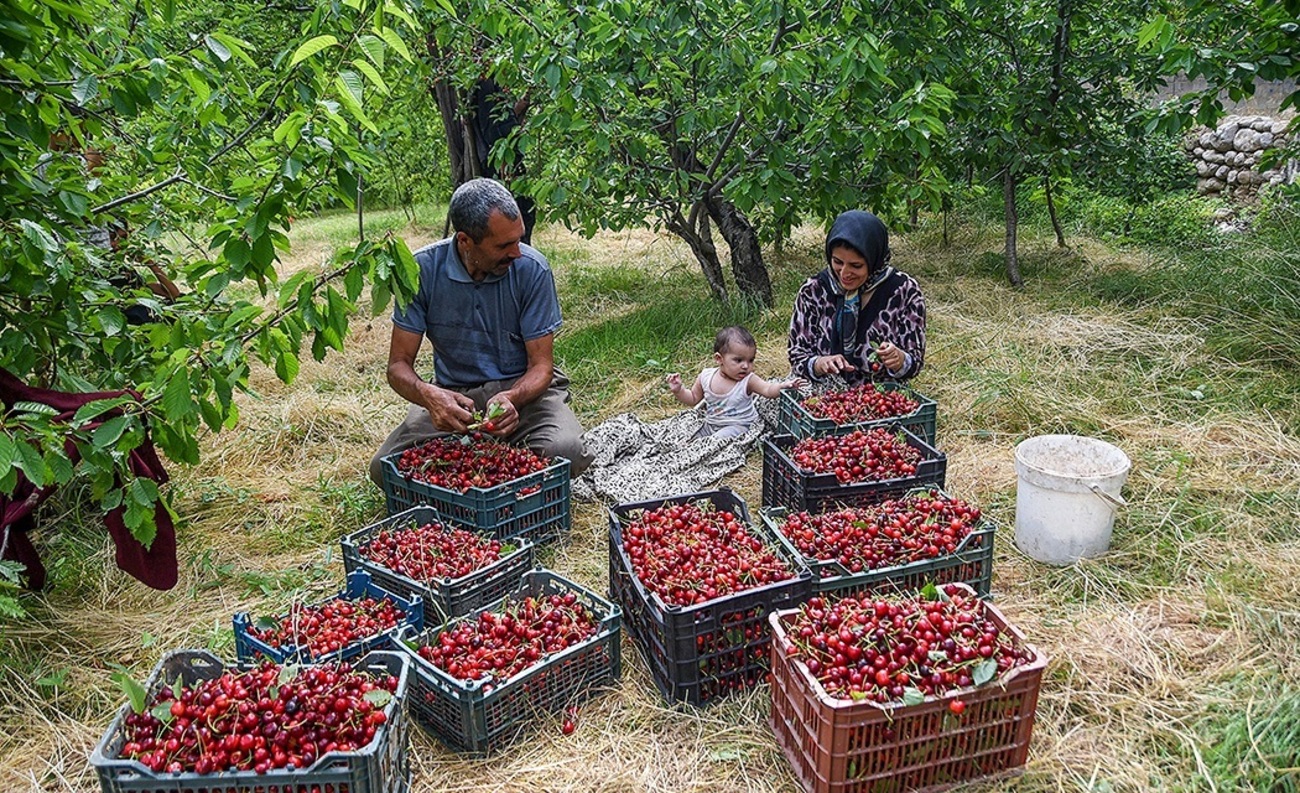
789,428,922,484
115,661,398,775
358,520,513,582
396,434,550,493
246,595,406,660
781,585,1034,705
799,383,919,425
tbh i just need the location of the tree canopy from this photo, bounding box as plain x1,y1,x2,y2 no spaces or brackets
0,0,424,546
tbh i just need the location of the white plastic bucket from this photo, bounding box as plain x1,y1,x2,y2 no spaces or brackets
1013,434,1131,565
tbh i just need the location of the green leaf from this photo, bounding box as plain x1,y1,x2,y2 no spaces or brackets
72,74,99,106
150,700,175,723
278,663,300,685
290,34,339,67
0,434,18,473
920,581,939,601
358,34,385,69
12,401,58,417
337,69,364,105
901,687,925,706
363,688,393,706
162,368,191,419
45,450,75,485
92,415,130,448
333,74,379,133
352,59,390,95
113,671,148,714
99,306,126,336
208,32,256,68
14,441,46,488
72,398,133,426
204,34,231,63
275,351,300,384
378,27,412,63
972,658,998,686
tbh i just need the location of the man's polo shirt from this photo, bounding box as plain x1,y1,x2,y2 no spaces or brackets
392,238,562,388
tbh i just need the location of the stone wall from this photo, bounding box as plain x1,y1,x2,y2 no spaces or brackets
1185,115,1298,198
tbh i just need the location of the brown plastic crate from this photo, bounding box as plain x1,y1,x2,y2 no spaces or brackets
768,587,1046,793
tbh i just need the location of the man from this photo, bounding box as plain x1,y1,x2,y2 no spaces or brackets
369,178,592,486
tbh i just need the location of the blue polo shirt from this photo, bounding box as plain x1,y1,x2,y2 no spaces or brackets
392,238,562,388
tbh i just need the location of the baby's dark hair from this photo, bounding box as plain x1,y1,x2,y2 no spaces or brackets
714,325,757,354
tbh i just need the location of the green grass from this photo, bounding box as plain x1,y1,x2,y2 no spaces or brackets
4,189,1300,792
556,264,792,419
1199,682,1300,792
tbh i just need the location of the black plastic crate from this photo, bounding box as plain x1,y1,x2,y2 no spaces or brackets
342,505,536,622
761,426,947,514
380,451,570,544
759,496,995,599
608,488,814,707
393,568,621,755
234,569,424,664
776,383,938,446
90,649,411,793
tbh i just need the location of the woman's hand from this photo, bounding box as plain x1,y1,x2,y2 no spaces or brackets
876,341,905,374
813,355,857,377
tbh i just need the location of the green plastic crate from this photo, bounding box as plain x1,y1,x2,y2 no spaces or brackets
777,383,938,446
758,492,994,599
90,649,411,793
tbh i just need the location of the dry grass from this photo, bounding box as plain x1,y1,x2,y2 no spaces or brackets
2,214,1298,793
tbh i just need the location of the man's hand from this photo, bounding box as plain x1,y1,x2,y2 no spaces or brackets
482,394,519,437
420,382,476,433
813,355,857,377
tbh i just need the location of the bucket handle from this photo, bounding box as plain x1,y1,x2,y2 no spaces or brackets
1089,484,1127,510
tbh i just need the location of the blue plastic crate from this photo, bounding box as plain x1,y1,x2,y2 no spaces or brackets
90,649,411,793
380,451,570,545
234,569,423,664
342,505,536,622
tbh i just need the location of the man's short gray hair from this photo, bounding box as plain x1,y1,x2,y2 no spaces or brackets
449,178,520,242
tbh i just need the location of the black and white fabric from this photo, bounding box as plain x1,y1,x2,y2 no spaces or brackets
573,395,782,504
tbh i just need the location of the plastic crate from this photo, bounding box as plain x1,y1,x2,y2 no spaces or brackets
777,384,938,446
768,587,1047,793
761,426,947,514
234,569,424,664
608,488,814,707
393,568,621,755
759,498,995,599
342,505,536,622
90,648,412,793
380,452,570,544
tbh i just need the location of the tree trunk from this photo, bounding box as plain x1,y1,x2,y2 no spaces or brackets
1003,168,1024,287
666,206,728,303
704,195,773,307
1044,176,1066,247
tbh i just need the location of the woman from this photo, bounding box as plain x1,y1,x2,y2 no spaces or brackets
788,210,926,384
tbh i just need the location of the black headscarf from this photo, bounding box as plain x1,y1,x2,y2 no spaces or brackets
825,210,891,282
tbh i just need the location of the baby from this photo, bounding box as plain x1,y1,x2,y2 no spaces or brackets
666,325,807,439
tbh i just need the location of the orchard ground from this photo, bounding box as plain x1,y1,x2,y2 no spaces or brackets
1,202,1298,792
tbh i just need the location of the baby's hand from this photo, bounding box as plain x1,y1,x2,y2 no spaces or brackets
782,376,809,391
665,372,683,392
